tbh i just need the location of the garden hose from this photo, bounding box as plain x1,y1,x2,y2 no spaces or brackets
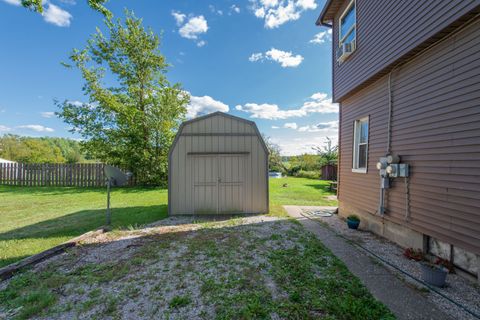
299,210,480,320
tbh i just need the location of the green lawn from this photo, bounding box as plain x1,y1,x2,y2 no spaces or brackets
0,177,336,268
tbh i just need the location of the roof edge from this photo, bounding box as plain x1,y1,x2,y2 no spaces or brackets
316,0,334,27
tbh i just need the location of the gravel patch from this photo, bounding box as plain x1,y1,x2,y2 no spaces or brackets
1,215,296,319
301,206,480,320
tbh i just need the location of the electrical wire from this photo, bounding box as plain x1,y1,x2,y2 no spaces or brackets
299,210,480,320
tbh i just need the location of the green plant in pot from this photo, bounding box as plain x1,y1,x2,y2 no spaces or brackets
346,214,360,229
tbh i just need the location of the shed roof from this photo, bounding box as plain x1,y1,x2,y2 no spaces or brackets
169,112,269,157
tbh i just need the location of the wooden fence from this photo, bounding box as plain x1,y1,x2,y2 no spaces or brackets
0,163,130,187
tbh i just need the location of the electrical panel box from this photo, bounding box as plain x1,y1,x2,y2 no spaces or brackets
398,163,409,177
387,164,409,178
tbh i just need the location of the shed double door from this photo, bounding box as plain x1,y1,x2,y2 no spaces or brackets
193,154,245,214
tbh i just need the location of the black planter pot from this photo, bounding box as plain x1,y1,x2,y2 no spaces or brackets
420,263,448,287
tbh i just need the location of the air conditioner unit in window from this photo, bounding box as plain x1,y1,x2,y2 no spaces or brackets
336,40,356,63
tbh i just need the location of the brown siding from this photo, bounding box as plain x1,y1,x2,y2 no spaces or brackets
332,0,480,102
339,18,480,255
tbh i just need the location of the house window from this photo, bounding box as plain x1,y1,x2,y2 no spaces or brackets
337,0,356,62
353,117,368,173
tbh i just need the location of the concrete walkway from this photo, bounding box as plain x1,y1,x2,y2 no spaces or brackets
284,205,453,320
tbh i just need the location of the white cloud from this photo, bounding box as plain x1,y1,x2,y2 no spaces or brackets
298,121,338,132
2,0,72,27
209,5,223,15
230,5,241,14
171,11,186,26
17,125,55,132
196,40,206,47
249,52,264,62
2,0,21,5
275,135,338,156
179,15,208,40
0,125,11,132
235,103,304,119
250,0,317,29
187,93,229,118
249,48,303,68
271,125,280,129
265,48,303,67
310,29,332,44
310,92,327,100
40,111,55,118
236,92,337,119
42,3,72,27
284,122,297,129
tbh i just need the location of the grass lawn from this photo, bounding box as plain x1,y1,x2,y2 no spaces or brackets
0,177,336,268
0,216,393,320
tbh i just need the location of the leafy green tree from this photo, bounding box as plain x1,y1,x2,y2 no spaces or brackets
21,0,111,17
0,135,67,163
313,137,338,166
262,135,285,173
57,11,189,185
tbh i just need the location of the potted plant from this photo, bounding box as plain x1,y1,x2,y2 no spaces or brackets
420,260,449,287
346,215,360,229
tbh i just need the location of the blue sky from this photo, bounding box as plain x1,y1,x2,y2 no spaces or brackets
0,0,336,155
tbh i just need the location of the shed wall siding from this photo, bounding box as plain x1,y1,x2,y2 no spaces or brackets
170,114,268,215
339,18,480,255
332,0,480,102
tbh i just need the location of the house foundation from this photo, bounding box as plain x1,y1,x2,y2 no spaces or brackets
339,201,480,282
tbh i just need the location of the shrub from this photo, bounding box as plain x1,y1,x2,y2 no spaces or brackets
293,170,320,179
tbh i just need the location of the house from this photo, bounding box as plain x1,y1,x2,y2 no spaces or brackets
317,0,480,280
168,112,269,215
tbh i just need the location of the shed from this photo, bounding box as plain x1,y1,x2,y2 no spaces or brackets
168,112,269,215
320,163,337,181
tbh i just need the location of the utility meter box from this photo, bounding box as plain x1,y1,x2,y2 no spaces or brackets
387,164,409,178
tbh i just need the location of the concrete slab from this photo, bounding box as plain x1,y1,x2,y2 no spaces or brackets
284,205,453,320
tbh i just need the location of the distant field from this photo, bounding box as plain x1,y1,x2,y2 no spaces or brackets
0,177,336,268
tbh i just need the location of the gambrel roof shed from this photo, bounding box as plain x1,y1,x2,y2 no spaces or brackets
168,112,269,215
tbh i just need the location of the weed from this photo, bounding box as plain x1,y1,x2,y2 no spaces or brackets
169,295,191,308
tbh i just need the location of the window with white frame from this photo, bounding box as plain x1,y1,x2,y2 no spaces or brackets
339,0,356,48
353,117,368,172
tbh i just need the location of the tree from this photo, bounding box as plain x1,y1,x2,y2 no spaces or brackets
312,137,338,166
262,135,285,172
0,135,67,163
57,11,189,185
21,0,111,17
